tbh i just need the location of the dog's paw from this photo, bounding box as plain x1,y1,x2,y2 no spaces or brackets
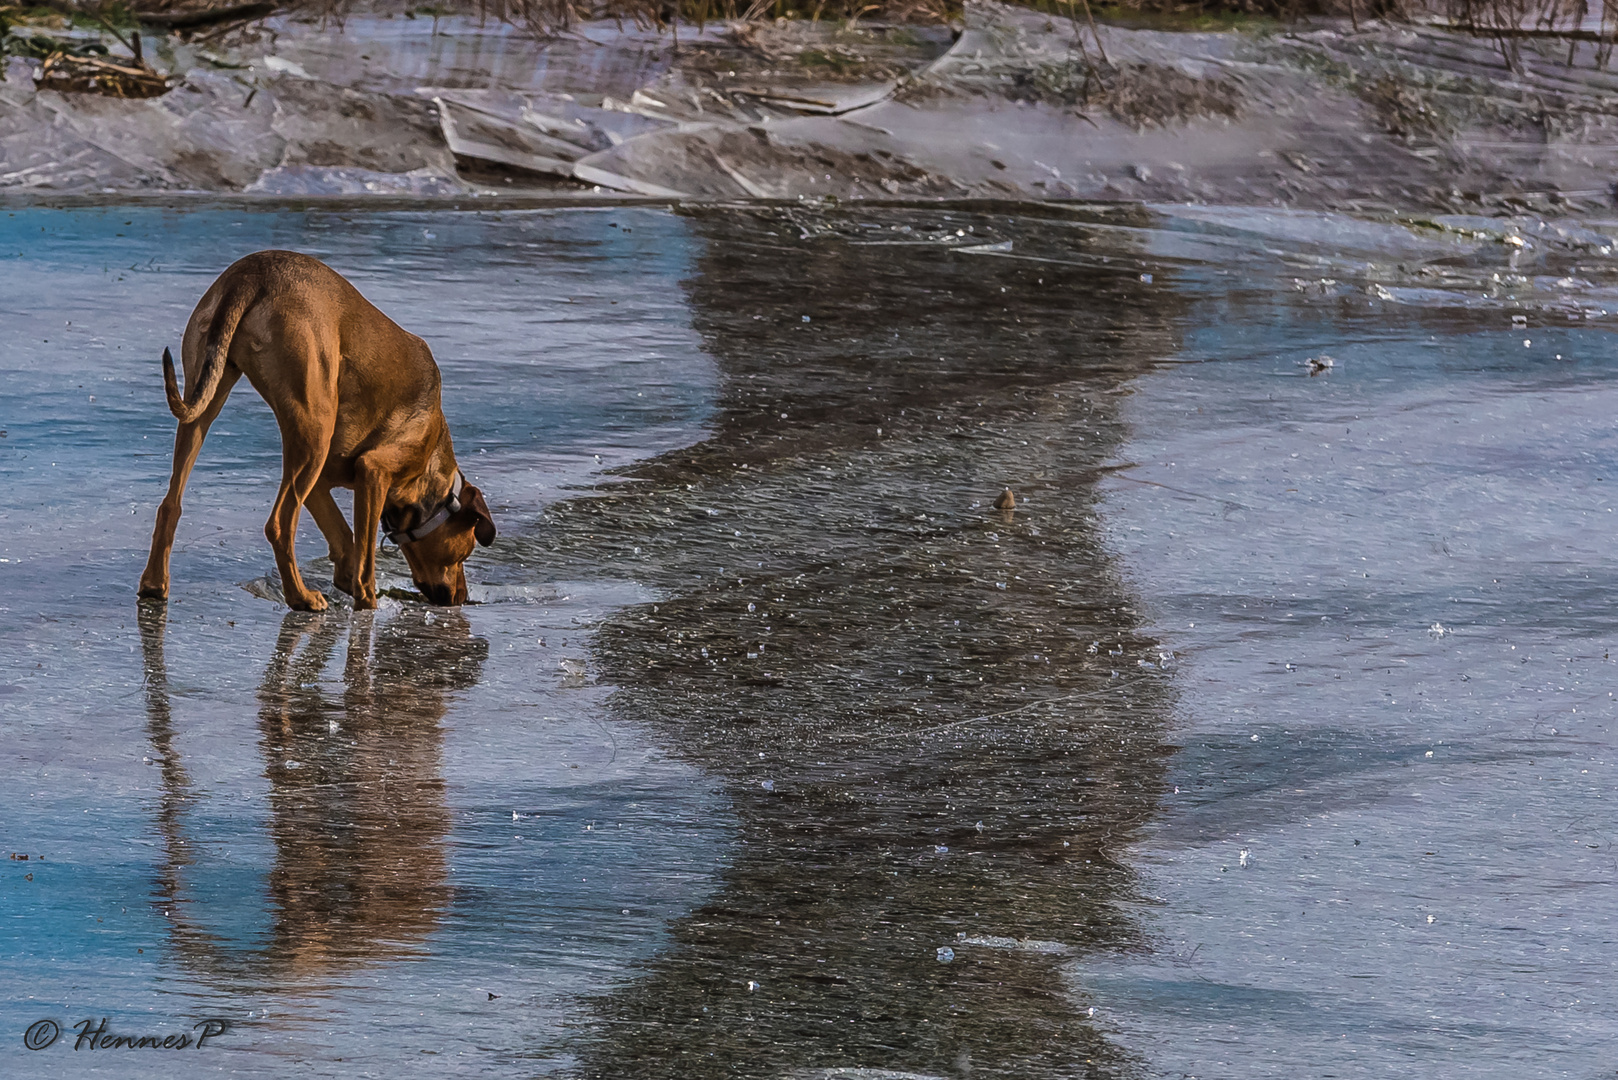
287,591,329,613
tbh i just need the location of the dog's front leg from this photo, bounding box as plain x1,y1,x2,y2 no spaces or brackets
349,459,389,610
306,486,357,596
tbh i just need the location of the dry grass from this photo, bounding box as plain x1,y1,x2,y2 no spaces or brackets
8,0,1617,68
281,0,957,35
1105,0,1618,70
303,0,1618,68
2,0,955,50
1440,0,1618,67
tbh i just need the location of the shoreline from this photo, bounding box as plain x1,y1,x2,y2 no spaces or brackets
7,2,1618,213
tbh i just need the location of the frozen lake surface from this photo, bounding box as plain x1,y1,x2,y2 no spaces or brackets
3,201,1618,1077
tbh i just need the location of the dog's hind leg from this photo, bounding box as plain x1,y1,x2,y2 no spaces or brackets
305,486,357,597
138,365,242,601
265,410,337,613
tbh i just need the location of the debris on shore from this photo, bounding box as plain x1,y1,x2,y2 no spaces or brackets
3,6,172,98
36,50,170,97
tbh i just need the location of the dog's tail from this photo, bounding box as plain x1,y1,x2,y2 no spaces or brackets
163,284,256,424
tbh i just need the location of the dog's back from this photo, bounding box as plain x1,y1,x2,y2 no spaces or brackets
171,250,437,420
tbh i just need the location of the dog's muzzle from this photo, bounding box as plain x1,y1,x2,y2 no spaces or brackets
414,580,455,606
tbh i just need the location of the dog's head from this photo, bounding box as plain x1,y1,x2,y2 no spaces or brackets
397,484,496,606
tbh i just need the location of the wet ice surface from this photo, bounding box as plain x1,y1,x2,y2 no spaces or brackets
1091,209,1618,1076
4,201,1618,1077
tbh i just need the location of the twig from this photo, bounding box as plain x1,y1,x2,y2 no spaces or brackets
90,12,141,62
1076,0,1109,67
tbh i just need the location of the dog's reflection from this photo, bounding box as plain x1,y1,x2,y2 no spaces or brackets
140,602,488,978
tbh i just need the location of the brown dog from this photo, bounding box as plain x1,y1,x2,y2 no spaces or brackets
137,250,495,611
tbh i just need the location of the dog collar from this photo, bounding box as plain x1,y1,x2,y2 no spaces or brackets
383,471,465,545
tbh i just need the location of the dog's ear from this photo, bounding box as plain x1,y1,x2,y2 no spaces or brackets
460,484,496,546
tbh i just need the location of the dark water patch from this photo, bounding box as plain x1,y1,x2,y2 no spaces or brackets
507,206,1188,1079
